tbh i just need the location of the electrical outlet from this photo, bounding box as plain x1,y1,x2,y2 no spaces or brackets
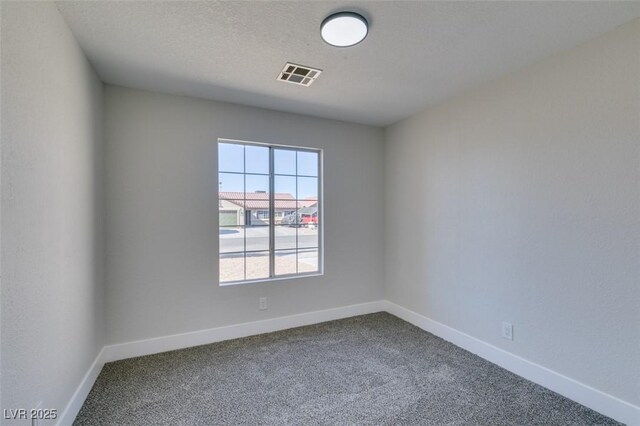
502,322,513,340
259,297,267,311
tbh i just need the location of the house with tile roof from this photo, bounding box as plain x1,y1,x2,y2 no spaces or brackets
219,191,301,226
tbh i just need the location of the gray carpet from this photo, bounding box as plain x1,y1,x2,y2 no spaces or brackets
75,313,620,425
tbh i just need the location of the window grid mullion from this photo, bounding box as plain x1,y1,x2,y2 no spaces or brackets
295,151,299,274
318,151,322,275
269,147,275,278
243,145,247,281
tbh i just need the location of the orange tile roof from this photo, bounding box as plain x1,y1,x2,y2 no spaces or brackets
299,197,318,207
219,192,298,209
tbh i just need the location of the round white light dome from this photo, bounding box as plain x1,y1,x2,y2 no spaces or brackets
321,12,368,48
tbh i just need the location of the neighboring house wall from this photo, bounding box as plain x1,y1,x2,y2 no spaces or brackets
104,85,385,344
384,20,640,406
1,2,105,419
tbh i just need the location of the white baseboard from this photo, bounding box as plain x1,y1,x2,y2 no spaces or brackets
58,300,638,426
384,301,639,426
58,300,384,425
57,347,105,426
102,300,386,362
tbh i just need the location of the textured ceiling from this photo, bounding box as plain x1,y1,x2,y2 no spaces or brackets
56,1,639,127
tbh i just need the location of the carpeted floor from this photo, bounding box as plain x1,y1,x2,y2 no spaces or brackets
75,313,620,425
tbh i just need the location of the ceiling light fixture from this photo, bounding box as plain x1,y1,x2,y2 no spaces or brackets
321,12,368,47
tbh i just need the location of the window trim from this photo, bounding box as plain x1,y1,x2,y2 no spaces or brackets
218,138,324,286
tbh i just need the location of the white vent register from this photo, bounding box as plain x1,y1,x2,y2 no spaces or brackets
277,63,322,87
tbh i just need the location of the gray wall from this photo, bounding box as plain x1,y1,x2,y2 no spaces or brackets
384,19,640,405
104,86,384,344
1,1,105,420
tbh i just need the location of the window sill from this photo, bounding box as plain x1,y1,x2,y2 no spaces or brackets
219,271,324,287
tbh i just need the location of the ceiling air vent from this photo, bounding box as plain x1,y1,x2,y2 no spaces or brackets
277,63,322,87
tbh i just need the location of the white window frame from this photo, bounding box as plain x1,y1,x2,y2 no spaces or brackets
218,138,324,285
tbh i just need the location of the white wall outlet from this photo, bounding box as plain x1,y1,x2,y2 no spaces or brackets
502,321,513,340
259,297,267,311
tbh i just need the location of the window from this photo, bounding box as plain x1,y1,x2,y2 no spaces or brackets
218,139,322,284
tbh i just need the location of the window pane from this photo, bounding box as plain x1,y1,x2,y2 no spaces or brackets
253,210,271,223
245,145,269,175
297,177,318,200
219,227,244,253
245,174,269,197
219,198,242,225
219,172,244,193
298,226,318,249
279,202,305,227
246,251,270,280
274,149,296,175
275,226,296,250
297,248,319,273
296,202,317,228
275,201,298,220
245,225,269,252
220,253,244,282
274,175,296,199
275,250,297,276
297,151,318,176
218,143,244,173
